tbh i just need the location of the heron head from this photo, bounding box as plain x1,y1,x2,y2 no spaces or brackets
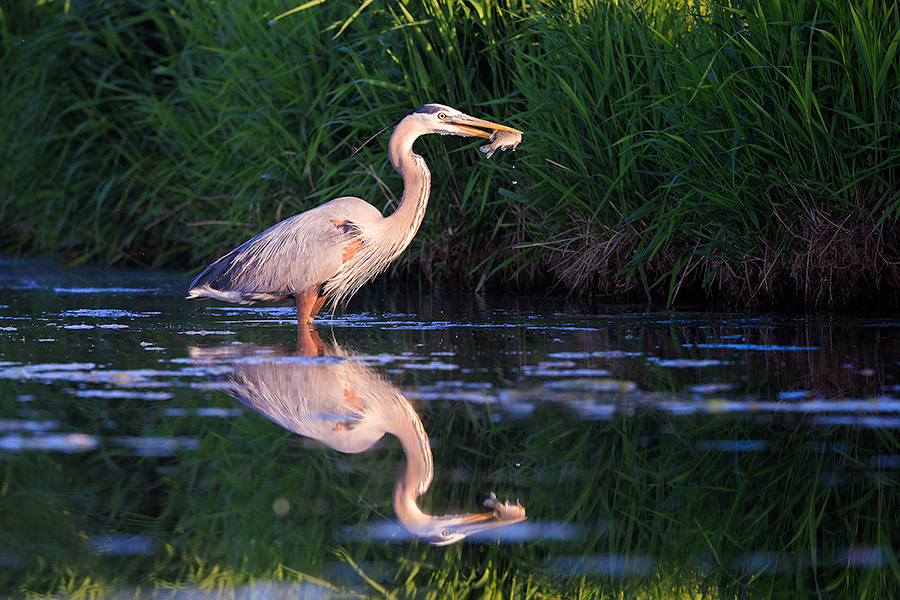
412,104,523,139
405,509,527,546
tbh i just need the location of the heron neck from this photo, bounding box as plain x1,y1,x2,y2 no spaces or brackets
386,118,431,250
388,394,434,526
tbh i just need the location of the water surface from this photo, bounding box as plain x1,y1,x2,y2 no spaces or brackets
1,256,898,598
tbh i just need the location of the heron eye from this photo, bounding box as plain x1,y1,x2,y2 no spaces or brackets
437,112,447,120
442,530,450,537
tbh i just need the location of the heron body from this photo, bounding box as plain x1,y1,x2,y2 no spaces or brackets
187,104,522,325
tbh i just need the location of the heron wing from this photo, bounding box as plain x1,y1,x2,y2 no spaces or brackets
188,197,382,301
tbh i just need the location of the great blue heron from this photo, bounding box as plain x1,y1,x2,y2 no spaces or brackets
189,332,526,545
186,104,523,325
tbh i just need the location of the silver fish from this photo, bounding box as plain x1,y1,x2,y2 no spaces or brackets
484,491,526,521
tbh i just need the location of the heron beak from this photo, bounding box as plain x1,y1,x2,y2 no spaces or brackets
449,115,524,139
455,510,528,531
405,509,527,545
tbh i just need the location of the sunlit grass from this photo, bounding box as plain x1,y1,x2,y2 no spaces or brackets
2,0,900,306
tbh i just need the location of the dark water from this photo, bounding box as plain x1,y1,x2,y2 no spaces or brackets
1,256,899,598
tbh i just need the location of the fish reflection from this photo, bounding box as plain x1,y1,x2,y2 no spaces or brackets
189,328,525,546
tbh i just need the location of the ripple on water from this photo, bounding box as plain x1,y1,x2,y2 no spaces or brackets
71,390,173,400
523,367,614,377
544,379,638,393
163,407,243,417
697,439,769,452
648,358,726,368
839,546,891,568
408,390,497,403
113,436,200,456
0,363,224,389
688,383,735,394
399,360,459,371
89,535,158,556
0,432,98,453
60,309,162,318
682,342,819,351
53,287,159,294
815,415,900,428
180,330,237,335
547,351,643,359
0,363,97,378
0,419,59,432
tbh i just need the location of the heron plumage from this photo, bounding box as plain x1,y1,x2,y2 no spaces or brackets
186,103,522,325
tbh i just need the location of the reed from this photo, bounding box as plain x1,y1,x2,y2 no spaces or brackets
508,0,900,306
2,0,899,307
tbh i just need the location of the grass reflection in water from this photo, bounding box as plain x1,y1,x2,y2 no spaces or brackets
2,362,898,598
1,266,899,598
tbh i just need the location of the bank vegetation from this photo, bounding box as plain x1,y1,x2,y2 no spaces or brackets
2,0,899,307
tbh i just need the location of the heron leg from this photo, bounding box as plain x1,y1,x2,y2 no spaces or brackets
312,295,327,317
296,324,326,356
295,289,319,325
295,288,329,326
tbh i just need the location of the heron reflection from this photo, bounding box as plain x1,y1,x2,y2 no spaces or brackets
189,328,525,545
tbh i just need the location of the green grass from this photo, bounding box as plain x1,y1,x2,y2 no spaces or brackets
2,0,900,307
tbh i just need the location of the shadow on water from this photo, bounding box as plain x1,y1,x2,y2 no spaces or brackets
0,257,899,598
